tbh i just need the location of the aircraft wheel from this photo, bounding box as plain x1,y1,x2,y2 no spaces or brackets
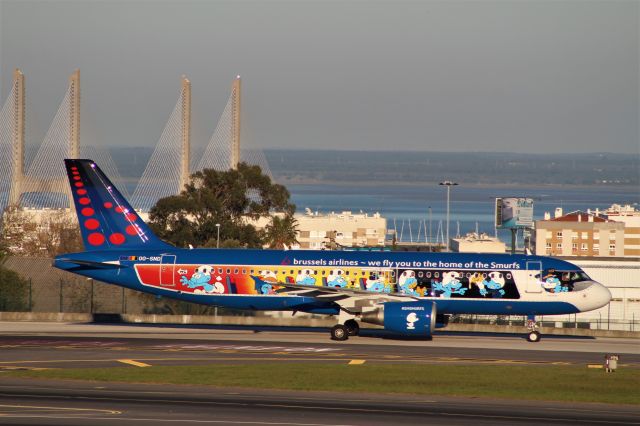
527,331,541,342
330,324,349,341
344,319,359,336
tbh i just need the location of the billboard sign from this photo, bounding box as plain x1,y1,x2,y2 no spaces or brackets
495,197,534,229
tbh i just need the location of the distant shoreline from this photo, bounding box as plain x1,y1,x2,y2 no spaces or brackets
277,178,640,191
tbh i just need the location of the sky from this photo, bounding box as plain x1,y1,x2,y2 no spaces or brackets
0,0,638,154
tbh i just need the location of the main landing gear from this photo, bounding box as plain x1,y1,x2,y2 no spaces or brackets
526,316,541,342
330,320,359,341
330,314,360,341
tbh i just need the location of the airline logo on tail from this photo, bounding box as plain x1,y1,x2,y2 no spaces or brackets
65,159,170,251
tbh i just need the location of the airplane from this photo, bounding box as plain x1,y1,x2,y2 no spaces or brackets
54,159,612,343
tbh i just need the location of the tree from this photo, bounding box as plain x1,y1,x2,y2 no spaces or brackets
149,163,296,248
0,206,83,257
264,214,299,249
0,244,29,312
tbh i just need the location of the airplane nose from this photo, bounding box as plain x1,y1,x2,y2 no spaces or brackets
590,281,612,310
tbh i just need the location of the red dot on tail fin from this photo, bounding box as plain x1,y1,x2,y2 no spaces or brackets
87,233,105,246
109,233,125,245
84,219,100,230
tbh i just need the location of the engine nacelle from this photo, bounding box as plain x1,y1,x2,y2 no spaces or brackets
361,301,436,337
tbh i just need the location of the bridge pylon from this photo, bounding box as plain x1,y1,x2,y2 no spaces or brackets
7,69,25,207
10,69,80,209
230,75,241,170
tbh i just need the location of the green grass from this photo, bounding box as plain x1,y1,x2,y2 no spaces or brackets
6,363,639,405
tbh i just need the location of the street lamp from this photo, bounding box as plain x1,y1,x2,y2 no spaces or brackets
215,223,220,248
439,181,458,252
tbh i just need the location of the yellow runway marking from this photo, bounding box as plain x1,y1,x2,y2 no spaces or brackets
587,364,604,369
117,359,151,368
0,355,593,367
348,359,366,365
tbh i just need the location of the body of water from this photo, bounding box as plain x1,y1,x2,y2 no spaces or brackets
287,183,640,245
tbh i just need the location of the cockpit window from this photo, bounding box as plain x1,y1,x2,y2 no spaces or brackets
537,269,591,293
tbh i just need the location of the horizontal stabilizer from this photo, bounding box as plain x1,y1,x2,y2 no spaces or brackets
56,258,123,269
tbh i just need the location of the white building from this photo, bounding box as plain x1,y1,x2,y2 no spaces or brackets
450,232,506,253
295,210,386,249
245,209,387,249
550,258,640,329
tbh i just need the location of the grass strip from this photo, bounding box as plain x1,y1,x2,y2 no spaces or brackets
5,363,639,405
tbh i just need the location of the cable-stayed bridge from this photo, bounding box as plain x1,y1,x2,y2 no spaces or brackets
0,69,271,216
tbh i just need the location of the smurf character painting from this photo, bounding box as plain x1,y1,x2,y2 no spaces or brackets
327,269,348,288
180,265,225,294
365,274,388,293
260,283,276,295
296,269,316,286
259,270,279,283
432,271,467,298
480,272,506,298
398,270,420,296
542,271,567,293
469,272,485,292
251,270,279,294
406,312,419,330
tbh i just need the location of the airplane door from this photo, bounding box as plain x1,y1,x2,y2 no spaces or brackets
525,261,542,293
160,255,176,287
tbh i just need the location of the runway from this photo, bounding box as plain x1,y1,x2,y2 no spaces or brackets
0,322,638,425
0,378,638,426
0,322,638,370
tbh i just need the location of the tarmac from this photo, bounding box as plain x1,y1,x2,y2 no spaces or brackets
0,321,638,425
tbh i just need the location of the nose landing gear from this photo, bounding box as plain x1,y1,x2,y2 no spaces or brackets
526,316,541,342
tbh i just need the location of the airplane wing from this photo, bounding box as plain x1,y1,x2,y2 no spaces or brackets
274,282,420,311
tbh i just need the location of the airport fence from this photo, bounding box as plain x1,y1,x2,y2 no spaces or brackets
0,256,252,316
449,314,640,333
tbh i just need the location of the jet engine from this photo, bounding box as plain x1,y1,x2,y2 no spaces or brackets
361,301,437,338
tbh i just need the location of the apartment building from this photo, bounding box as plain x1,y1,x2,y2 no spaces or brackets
534,208,625,257
295,210,386,249
601,204,640,257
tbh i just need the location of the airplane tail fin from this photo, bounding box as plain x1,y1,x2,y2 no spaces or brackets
65,159,172,251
